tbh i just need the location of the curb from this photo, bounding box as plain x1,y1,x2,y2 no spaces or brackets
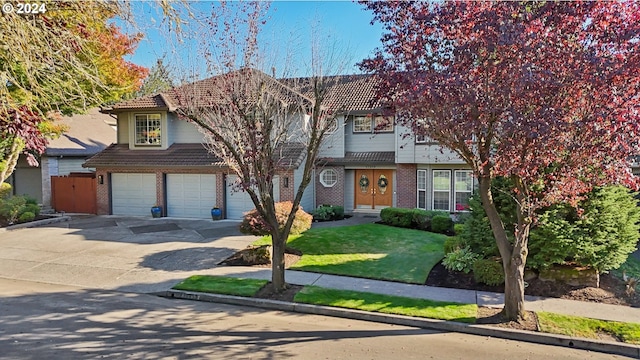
162,289,640,359
0,215,71,232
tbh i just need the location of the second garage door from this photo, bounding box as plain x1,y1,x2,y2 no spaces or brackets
226,175,279,219
111,173,156,216
166,174,216,219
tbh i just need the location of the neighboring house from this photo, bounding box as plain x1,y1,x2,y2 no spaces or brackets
86,72,473,219
9,108,116,208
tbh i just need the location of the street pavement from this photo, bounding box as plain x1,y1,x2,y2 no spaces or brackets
2,278,622,360
0,214,639,357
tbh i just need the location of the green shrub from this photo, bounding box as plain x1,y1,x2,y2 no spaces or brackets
528,186,640,273
312,205,345,221
442,247,480,274
24,196,37,205
453,223,466,236
381,208,450,231
0,196,27,224
431,215,453,234
18,211,35,223
23,203,40,217
312,206,333,221
443,236,464,254
332,206,344,219
239,201,312,236
473,259,505,286
380,207,414,228
0,182,11,199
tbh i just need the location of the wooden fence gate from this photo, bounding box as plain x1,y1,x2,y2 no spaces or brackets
51,173,97,214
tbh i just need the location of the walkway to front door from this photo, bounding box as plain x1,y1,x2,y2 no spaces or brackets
354,169,393,209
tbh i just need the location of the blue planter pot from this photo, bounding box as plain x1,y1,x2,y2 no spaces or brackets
211,207,222,220
151,206,162,218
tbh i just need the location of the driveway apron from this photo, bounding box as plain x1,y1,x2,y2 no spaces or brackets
0,216,259,294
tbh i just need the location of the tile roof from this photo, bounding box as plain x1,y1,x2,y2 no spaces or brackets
84,142,307,170
320,151,395,165
83,143,224,169
46,108,116,157
106,70,382,114
108,94,169,111
282,74,383,112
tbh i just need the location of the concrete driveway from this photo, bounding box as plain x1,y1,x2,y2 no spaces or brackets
0,216,259,294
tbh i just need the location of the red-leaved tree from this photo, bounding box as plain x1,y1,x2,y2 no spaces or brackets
360,1,640,321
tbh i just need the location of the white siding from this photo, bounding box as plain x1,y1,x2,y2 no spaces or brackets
226,175,280,219
395,124,466,164
58,158,91,176
318,115,345,158
166,174,216,218
294,162,314,212
167,113,204,143
345,131,395,152
116,115,129,144
344,169,355,211
111,173,156,216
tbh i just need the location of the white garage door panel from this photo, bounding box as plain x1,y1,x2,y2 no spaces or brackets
112,173,156,216
226,175,279,220
167,174,216,219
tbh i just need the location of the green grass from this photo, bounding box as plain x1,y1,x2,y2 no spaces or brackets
538,312,640,344
294,286,477,323
253,223,447,284
172,275,268,297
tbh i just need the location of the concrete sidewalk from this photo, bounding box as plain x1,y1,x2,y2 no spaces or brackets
205,266,640,324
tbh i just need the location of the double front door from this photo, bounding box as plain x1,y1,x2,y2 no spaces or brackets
354,169,393,209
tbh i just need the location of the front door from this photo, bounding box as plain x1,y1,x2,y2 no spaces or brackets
354,169,393,209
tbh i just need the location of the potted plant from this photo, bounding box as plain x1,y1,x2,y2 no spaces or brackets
211,206,222,220
151,204,162,218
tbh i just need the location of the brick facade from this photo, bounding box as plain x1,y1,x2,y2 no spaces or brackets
315,166,345,207
395,164,417,208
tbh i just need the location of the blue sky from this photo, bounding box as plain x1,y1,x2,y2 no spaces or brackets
122,1,384,78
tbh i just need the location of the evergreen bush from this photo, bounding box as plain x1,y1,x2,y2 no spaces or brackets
473,259,505,286
431,215,453,234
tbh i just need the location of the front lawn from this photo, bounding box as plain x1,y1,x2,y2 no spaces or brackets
254,223,447,284
538,312,640,344
295,286,477,323
173,275,268,297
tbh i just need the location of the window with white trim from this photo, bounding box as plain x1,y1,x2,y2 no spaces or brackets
135,114,162,146
416,135,429,144
319,169,338,187
432,170,451,211
353,116,371,133
351,115,393,133
417,169,427,210
454,170,473,211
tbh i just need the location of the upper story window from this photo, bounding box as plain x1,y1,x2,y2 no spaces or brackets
416,135,429,144
352,115,394,134
135,114,162,146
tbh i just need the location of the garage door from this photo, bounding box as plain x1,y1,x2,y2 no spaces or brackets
166,174,216,218
226,175,279,219
111,173,156,216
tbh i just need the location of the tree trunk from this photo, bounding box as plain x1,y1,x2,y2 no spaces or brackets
502,240,528,322
477,176,527,322
270,233,287,292
0,137,24,185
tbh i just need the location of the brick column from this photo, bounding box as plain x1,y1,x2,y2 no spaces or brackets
396,164,417,208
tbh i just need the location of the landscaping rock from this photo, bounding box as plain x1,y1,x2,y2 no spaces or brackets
539,265,598,287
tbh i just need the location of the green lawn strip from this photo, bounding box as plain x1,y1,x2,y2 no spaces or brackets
253,223,446,284
537,312,640,344
172,275,268,297
294,286,477,323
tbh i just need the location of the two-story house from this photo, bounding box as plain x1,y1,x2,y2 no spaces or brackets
85,72,473,219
